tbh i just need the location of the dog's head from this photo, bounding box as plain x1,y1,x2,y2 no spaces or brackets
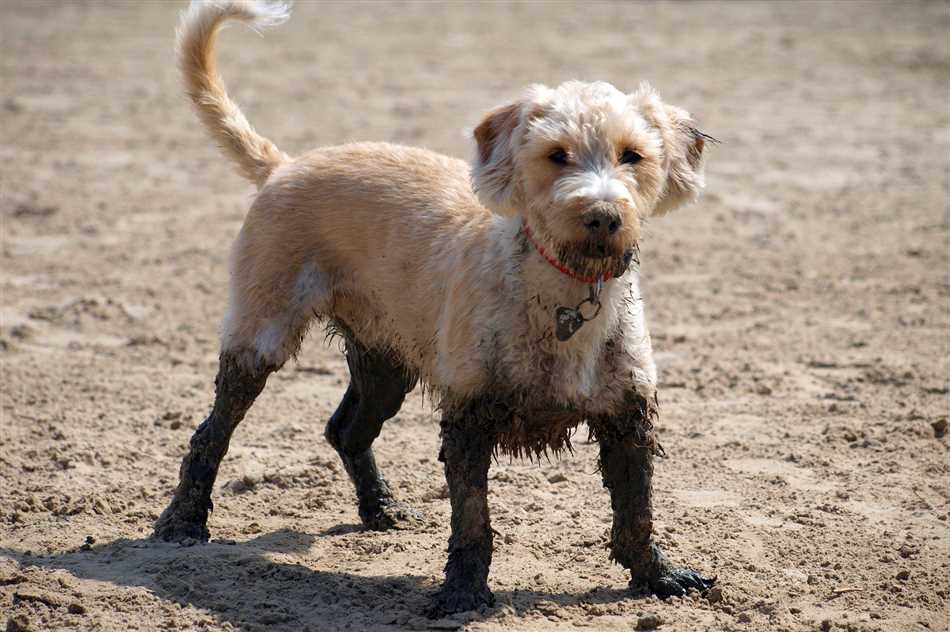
473,81,710,279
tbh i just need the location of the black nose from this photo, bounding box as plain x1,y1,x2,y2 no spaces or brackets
583,211,622,237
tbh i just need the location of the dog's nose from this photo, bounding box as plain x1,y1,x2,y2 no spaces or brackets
582,211,622,238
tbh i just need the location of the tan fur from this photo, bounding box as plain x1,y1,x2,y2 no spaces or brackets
177,0,290,187
178,1,710,414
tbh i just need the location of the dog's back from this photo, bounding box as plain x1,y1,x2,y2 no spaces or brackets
231,142,505,391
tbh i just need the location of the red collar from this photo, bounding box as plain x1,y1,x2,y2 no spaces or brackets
522,222,612,285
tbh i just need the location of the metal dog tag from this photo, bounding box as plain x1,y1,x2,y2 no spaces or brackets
554,278,604,342
555,306,585,341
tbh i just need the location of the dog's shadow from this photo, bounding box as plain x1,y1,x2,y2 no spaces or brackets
1,528,631,631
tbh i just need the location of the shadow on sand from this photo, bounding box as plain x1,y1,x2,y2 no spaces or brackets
2,528,634,631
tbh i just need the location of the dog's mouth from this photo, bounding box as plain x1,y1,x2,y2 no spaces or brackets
557,241,638,279
524,223,638,281
579,239,618,260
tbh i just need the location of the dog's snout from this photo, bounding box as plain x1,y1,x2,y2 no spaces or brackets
582,211,622,237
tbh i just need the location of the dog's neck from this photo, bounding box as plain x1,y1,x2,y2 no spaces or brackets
507,218,635,342
513,219,633,301
521,221,612,285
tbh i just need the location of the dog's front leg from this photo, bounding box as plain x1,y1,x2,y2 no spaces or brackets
593,394,715,598
431,407,496,615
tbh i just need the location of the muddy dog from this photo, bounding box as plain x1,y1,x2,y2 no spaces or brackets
155,0,716,614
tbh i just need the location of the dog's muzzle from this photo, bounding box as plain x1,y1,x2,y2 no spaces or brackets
581,208,622,257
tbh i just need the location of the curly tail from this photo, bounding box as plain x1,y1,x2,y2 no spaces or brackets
176,0,291,188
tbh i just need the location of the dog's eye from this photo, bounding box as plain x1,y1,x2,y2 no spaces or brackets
619,149,642,165
548,148,569,166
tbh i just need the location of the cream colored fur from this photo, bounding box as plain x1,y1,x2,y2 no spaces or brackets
177,1,709,415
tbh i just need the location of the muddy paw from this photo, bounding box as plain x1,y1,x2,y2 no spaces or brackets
427,584,494,617
645,567,715,599
360,498,424,531
152,506,210,543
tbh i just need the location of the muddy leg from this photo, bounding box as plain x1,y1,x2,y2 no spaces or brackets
324,335,420,530
153,350,273,542
594,396,715,598
430,413,496,615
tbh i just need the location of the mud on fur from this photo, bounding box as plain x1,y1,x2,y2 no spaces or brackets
155,0,716,615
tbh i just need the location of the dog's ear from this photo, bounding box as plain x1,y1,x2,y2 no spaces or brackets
635,84,712,216
472,101,523,216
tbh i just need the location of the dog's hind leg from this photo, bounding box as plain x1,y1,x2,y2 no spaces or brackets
153,349,275,542
154,246,322,541
592,392,715,598
324,330,422,530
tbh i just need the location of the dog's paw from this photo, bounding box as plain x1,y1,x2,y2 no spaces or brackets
360,499,424,531
639,567,715,599
152,506,211,543
427,585,494,617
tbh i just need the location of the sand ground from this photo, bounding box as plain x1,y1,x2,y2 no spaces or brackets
1,1,948,630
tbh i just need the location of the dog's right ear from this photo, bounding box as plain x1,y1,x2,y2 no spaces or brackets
472,101,522,216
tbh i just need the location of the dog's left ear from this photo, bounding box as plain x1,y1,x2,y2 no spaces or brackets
635,84,713,216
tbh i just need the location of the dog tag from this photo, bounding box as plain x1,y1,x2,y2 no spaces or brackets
554,277,604,342
555,306,585,341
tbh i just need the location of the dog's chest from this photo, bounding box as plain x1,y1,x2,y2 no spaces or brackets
492,276,648,414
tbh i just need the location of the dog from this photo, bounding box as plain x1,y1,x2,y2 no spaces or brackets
155,0,716,614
